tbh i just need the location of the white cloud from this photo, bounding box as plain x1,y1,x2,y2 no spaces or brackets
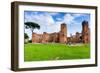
47,23,61,33
25,12,59,35
61,13,84,37
63,13,84,25
49,12,59,16
25,12,89,39
25,12,63,40
25,12,55,25
25,29,32,40
44,13,55,26
63,14,74,24
56,17,63,21
25,12,82,34
73,14,83,18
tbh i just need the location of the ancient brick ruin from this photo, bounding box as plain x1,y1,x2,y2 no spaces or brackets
82,21,90,43
32,21,90,44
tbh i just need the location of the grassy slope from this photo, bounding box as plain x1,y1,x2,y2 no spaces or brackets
24,43,90,61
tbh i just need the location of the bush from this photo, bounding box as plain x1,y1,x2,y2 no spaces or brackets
29,40,32,43
24,33,29,39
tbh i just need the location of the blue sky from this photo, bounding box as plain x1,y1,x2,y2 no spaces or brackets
24,11,90,40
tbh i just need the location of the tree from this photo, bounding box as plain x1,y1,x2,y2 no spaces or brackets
24,22,40,40
24,33,29,43
24,33,29,39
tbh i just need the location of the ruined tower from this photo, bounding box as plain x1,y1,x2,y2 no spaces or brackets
82,20,90,43
59,23,67,43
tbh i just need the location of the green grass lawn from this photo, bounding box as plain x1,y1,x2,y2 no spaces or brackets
24,43,90,61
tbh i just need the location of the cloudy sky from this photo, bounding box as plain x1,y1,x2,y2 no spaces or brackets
24,11,90,40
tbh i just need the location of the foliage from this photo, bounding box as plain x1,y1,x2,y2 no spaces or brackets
25,22,40,32
29,40,32,43
24,33,29,39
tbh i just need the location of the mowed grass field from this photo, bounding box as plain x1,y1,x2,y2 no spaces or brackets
24,43,90,61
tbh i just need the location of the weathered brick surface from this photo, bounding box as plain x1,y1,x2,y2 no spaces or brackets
32,23,67,43
59,23,67,43
82,21,90,43
32,21,90,44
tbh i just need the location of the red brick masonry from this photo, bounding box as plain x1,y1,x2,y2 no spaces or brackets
32,21,90,44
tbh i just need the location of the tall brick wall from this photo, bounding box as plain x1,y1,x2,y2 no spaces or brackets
32,33,42,43
32,23,67,43
41,32,49,43
32,21,90,44
82,21,90,43
59,23,67,43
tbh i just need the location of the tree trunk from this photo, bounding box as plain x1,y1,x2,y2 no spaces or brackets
31,29,34,43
